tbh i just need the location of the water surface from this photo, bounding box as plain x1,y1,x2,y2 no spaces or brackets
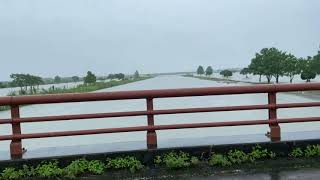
0,75,319,153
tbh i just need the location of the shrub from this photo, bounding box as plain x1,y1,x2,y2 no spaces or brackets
290,148,304,158
190,156,200,166
248,145,276,161
155,151,199,169
1,168,21,180
36,160,63,178
20,165,37,178
227,150,249,164
88,160,105,175
304,145,320,157
106,156,143,173
64,159,89,179
208,154,231,167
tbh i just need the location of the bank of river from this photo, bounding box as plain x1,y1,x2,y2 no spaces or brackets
187,74,320,100
0,77,152,111
0,75,319,155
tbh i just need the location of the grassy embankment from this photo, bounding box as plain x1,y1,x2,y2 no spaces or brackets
0,77,152,112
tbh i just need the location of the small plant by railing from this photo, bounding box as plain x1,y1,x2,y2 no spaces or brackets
105,156,143,173
154,151,199,169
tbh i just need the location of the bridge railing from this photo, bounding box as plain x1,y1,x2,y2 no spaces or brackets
0,83,320,159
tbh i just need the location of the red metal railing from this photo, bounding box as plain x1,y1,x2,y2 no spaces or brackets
1,83,320,159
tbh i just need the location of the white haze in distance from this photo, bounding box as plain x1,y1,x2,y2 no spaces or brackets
0,0,319,80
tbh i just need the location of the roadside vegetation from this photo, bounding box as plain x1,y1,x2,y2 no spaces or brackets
195,47,320,83
0,70,151,112
2,144,320,179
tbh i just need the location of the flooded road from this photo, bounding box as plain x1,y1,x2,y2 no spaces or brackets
0,75,319,154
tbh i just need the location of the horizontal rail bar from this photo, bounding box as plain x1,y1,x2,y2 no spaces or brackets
0,83,319,105
1,116,319,141
1,102,320,125
0,104,271,124
276,102,320,109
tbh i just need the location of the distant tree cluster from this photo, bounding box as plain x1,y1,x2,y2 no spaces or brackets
220,70,233,78
10,74,44,94
72,76,80,82
134,70,140,79
107,73,125,80
84,71,97,84
197,66,213,76
245,47,320,83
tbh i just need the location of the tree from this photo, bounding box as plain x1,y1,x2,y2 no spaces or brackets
72,76,80,82
197,66,205,76
249,47,287,83
240,68,250,78
134,70,140,79
301,70,316,82
54,76,62,84
283,54,300,83
220,70,233,78
10,73,43,94
311,50,320,74
10,74,26,92
84,71,97,84
248,54,264,82
107,73,125,80
300,57,316,82
0,82,6,88
205,66,213,76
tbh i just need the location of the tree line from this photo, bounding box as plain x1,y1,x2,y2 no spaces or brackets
245,47,320,83
9,74,44,94
1,70,142,93
196,66,233,78
196,66,213,76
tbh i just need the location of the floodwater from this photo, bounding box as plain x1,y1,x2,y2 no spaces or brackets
0,75,319,154
209,72,320,84
0,81,83,96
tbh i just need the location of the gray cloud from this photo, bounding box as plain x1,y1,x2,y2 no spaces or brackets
0,0,319,80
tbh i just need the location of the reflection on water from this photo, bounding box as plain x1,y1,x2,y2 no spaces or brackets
0,75,319,153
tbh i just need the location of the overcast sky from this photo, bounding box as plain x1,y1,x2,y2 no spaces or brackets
0,0,319,81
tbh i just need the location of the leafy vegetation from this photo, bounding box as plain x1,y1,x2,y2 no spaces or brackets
290,148,304,158
154,151,199,169
247,47,320,83
64,159,89,179
2,145,320,179
87,160,105,175
196,66,205,76
0,157,143,180
227,149,249,164
220,70,233,78
248,145,276,161
208,145,275,167
105,156,143,173
84,71,97,84
208,154,231,167
35,160,63,178
304,145,320,157
205,66,213,76
240,68,250,78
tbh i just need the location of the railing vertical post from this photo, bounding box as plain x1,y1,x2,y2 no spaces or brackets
268,92,281,141
146,98,157,149
10,105,23,159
